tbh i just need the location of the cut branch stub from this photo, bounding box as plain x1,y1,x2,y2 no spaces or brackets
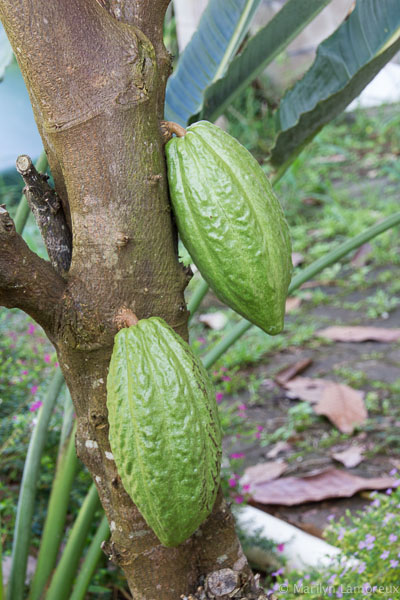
0,204,15,232
16,154,72,275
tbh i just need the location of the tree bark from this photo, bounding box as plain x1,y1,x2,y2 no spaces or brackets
0,1,252,597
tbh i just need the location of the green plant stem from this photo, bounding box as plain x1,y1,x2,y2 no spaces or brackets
202,212,400,369
28,422,78,600
14,150,47,235
59,388,74,450
69,516,110,600
187,278,210,323
45,484,101,600
6,370,65,600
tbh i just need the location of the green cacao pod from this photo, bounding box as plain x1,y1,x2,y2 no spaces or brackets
165,120,292,335
106,317,222,547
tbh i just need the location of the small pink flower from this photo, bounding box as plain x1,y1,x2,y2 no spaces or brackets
197,337,206,345
30,385,39,395
238,412,246,419
257,425,264,432
272,568,284,577
381,550,390,559
221,375,231,382
237,404,246,411
55,362,59,368
28,324,36,335
44,354,51,364
389,534,398,543
215,392,223,403
212,371,219,376
228,478,237,488
21,370,29,376
230,452,245,460
221,367,228,372
234,495,244,504
277,543,284,552
242,484,250,492
255,432,261,439
390,560,399,568
29,400,43,412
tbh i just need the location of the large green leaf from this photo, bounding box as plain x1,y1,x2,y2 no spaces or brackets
0,23,12,80
271,0,400,168
164,0,262,126
198,0,331,123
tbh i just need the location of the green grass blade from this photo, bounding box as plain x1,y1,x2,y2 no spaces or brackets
69,515,110,600
6,370,64,600
45,484,101,600
28,421,78,600
14,151,47,235
202,212,400,369
59,388,74,450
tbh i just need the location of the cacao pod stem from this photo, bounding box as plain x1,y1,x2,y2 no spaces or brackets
160,120,187,143
114,307,138,330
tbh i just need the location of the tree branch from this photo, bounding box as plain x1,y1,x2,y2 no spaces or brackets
0,205,66,337
94,0,172,113
16,155,72,275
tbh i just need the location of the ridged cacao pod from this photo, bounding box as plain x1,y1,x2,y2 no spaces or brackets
106,317,222,547
166,120,292,335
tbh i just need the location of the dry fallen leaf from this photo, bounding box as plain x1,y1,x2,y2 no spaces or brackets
249,468,396,506
316,326,400,343
266,441,292,459
351,242,372,267
291,252,304,267
300,279,336,289
198,311,228,330
314,382,366,434
285,297,301,313
332,445,364,468
285,377,367,434
285,377,328,402
275,358,312,386
241,461,288,491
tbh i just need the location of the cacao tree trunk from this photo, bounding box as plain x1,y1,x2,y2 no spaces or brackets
0,1,252,597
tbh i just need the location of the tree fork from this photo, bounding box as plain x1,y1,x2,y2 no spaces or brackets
0,0,252,597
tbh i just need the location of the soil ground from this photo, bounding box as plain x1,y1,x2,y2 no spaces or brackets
200,263,400,539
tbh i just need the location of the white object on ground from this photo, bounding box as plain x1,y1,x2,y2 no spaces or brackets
236,505,341,571
347,62,400,110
